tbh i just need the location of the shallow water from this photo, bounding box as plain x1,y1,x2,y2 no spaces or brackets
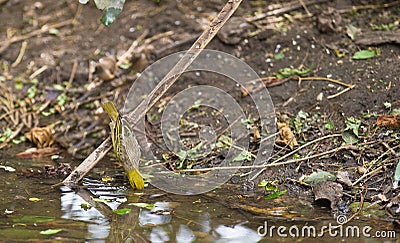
0,152,398,242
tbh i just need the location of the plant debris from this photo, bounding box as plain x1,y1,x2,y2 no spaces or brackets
25,126,55,148
376,114,400,128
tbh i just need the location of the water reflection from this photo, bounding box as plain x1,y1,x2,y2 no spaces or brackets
59,182,263,242
61,187,114,240
214,224,261,243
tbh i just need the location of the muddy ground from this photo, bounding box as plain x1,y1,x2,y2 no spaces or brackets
0,0,399,233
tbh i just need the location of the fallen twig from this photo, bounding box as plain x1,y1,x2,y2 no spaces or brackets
172,144,349,173
352,166,384,186
249,133,341,180
0,19,73,55
29,65,48,80
246,0,328,22
327,86,355,99
299,77,354,89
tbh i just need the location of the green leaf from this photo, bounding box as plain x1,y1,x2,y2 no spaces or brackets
352,49,377,60
113,208,131,215
324,120,334,130
101,8,122,27
12,135,26,144
119,62,131,70
296,110,308,120
257,179,268,187
177,150,187,162
342,130,359,144
94,0,125,26
345,117,361,137
230,150,252,162
30,78,39,84
383,102,391,109
48,28,59,35
190,99,202,110
274,52,285,60
53,84,64,91
129,202,155,210
13,216,55,223
81,203,92,210
391,108,400,115
40,229,63,235
0,128,14,142
302,171,336,185
56,93,67,106
29,197,42,202
292,153,301,159
265,183,278,191
265,190,287,200
41,111,52,117
14,79,24,90
27,86,37,98
276,65,314,79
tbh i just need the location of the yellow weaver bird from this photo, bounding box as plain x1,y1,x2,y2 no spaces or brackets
103,101,144,190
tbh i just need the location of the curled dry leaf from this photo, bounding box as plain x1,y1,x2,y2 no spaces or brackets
317,7,342,33
376,114,400,128
25,126,54,148
336,171,352,187
276,122,298,150
94,56,116,81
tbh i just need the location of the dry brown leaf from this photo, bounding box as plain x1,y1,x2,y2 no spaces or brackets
276,122,298,150
16,147,59,159
376,114,400,128
25,126,55,148
94,56,116,81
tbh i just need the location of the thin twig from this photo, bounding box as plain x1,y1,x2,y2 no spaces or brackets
298,0,312,16
173,145,346,173
327,86,355,99
346,188,368,223
250,133,341,180
29,65,48,80
11,41,28,67
299,77,354,89
352,166,383,186
337,0,400,14
246,0,328,22
66,59,78,90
